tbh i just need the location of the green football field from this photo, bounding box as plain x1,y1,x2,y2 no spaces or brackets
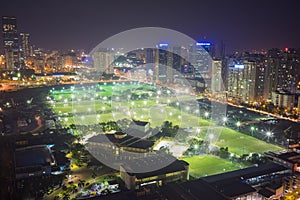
197,127,283,155
49,82,283,156
216,127,283,155
49,83,213,127
181,155,246,178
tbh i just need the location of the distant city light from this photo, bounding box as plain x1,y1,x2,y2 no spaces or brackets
158,43,168,48
196,42,211,46
234,64,245,69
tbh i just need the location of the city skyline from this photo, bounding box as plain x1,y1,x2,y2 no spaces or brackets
1,1,300,199
1,0,300,54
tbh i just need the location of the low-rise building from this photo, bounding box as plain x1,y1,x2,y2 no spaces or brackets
87,131,154,154
87,131,155,170
120,154,189,190
265,150,300,191
15,145,56,179
15,144,69,179
272,89,295,109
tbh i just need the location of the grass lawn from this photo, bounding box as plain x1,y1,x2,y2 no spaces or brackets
51,95,213,128
217,127,283,155
181,155,246,178
49,82,283,156
198,127,283,155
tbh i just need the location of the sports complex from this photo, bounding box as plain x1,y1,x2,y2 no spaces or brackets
47,81,283,178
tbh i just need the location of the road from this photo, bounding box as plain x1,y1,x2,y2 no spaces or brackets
43,165,117,200
227,101,299,123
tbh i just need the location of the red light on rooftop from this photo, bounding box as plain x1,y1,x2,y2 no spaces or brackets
284,47,288,52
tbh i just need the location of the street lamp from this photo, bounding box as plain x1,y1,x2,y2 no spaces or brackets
250,126,255,136
236,121,241,131
222,117,227,125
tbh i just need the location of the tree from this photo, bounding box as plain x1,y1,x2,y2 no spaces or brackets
92,171,97,182
78,179,85,189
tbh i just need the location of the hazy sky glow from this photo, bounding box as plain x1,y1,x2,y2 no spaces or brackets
1,0,300,53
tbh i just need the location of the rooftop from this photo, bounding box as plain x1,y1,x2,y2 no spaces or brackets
203,162,288,183
211,178,256,198
88,133,154,150
159,179,228,200
131,120,149,126
15,145,55,168
122,154,188,179
258,188,275,198
275,151,300,164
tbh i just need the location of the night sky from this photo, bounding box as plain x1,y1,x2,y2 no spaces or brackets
1,0,300,54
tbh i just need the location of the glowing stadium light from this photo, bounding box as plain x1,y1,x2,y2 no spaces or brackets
266,131,272,137
204,112,209,117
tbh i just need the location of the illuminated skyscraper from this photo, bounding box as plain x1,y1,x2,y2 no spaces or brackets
154,43,174,83
145,48,154,64
267,48,300,94
20,33,30,59
211,59,223,93
227,61,256,103
2,16,19,69
92,48,115,73
189,42,212,79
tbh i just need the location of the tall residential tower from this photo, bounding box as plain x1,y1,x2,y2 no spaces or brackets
2,16,19,69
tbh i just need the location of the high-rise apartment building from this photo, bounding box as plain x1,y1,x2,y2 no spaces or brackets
211,59,223,93
92,48,115,73
19,33,30,59
243,54,270,102
2,16,19,69
154,43,174,83
227,61,256,103
267,48,300,94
